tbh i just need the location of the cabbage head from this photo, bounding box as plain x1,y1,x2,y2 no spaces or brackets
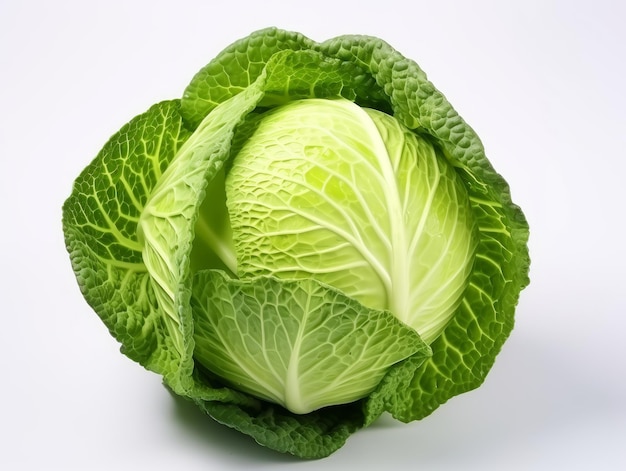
62,28,530,458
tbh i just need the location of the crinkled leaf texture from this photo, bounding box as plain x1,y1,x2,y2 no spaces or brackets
63,27,530,458
192,271,430,415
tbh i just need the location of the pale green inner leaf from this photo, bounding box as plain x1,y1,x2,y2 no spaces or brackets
226,98,478,344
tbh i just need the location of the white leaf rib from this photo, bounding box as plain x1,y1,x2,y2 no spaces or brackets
353,106,410,320
283,289,311,413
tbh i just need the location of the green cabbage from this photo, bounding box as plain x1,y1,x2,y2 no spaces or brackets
62,27,530,458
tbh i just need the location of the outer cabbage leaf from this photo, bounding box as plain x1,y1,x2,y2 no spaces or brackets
62,101,191,377
181,29,388,127
62,99,260,406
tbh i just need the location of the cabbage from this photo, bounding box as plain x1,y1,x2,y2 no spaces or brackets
63,27,530,458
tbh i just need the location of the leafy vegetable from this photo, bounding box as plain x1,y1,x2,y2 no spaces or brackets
63,27,530,458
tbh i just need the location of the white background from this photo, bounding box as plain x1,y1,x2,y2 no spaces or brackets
2,0,625,469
